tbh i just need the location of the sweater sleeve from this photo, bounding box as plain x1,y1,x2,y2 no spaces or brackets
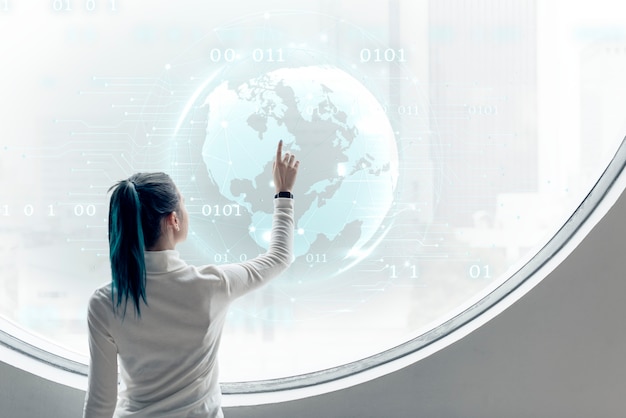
217,197,294,300
83,290,118,418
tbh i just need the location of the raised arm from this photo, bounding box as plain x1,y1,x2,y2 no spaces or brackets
217,140,300,299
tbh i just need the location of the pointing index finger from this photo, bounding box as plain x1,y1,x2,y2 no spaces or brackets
277,139,283,161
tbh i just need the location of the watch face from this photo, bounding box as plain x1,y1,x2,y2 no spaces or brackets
1,0,624,387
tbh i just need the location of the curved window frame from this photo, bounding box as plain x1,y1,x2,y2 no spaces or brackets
2,137,626,404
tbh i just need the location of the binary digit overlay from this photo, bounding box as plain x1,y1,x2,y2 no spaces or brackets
0,1,625,384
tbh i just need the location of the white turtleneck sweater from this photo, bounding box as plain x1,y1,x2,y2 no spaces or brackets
83,198,294,418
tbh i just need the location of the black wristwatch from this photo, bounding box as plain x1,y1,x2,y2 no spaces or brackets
274,191,294,199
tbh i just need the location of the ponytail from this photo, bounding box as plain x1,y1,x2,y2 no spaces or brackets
108,180,147,317
107,172,180,318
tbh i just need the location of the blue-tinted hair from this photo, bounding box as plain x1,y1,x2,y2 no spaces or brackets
107,172,180,317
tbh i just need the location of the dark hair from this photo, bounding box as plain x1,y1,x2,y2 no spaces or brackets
108,172,180,317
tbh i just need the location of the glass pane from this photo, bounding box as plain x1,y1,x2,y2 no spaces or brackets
1,0,625,383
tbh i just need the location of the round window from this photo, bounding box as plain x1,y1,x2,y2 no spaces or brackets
1,0,625,396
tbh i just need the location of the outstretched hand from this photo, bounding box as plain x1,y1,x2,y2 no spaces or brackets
273,140,300,194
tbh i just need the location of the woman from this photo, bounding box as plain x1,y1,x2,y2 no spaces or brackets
83,141,299,418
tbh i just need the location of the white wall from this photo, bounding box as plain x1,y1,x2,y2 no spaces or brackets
2,186,626,418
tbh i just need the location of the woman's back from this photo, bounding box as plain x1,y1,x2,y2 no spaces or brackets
83,141,299,418
89,251,230,416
